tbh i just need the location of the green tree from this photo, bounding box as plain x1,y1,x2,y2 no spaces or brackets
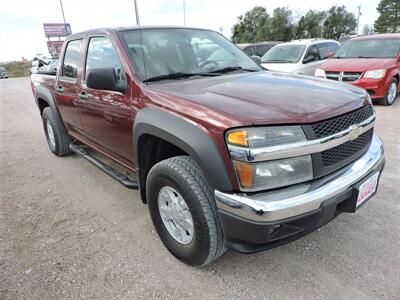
270,7,295,41
374,0,400,33
295,10,326,39
231,6,270,43
323,6,357,40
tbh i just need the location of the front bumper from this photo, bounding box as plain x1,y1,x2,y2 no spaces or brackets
215,135,385,253
350,78,388,99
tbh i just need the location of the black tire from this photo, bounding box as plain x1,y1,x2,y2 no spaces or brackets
378,78,398,106
42,107,71,156
147,156,225,266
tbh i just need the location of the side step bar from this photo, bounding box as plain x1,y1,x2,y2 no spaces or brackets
69,143,138,190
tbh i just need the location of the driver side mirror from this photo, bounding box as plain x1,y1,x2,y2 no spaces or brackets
86,68,127,93
251,55,262,65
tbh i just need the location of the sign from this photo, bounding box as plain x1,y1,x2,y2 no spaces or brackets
47,40,64,56
43,23,72,37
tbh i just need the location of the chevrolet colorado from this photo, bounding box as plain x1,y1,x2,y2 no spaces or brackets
31,27,385,266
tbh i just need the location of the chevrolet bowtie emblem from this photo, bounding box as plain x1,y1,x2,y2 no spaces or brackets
349,125,363,141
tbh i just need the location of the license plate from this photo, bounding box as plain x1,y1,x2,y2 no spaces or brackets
356,172,380,207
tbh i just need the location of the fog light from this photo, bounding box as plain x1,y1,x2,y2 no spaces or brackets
268,224,282,236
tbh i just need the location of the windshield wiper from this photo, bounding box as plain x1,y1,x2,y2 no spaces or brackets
143,72,219,83
209,66,259,74
264,59,294,63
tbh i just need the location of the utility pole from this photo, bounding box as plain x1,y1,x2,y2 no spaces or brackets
356,5,361,36
59,0,67,25
134,0,140,26
183,0,187,26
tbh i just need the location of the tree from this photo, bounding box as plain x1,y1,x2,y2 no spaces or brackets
295,10,326,39
323,6,357,40
374,0,400,33
362,24,375,35
269,7,295,41
231,6,270,43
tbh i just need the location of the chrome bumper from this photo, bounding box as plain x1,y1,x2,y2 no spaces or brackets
215,135,385,223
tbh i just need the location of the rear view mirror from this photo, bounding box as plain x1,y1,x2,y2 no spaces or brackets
86,68,126,93
251,55,262,65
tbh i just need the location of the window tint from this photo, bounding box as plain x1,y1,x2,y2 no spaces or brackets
62,39,82,78
244,46,254,56
255,45,272,57
317,42,339,59
303,45,320,63
86,37,123,80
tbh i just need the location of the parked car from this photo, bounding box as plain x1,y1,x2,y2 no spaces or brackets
31,27,384,266
0,67,8,79
315,33,400,106
237,41,281,58
261,39,340,75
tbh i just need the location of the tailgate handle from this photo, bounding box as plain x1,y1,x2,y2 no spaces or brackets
79,90,89,101
56,85,64,93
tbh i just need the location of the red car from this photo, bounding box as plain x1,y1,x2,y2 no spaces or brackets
315,33,400,105
31,27,385,266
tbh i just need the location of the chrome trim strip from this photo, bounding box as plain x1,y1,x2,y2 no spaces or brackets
228,114,375,162
216,135,384,222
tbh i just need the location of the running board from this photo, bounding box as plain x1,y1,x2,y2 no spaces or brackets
69,143,138,190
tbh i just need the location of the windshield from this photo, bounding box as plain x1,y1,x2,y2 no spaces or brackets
334,38,400,58
120,28,261,82
261,45,305,63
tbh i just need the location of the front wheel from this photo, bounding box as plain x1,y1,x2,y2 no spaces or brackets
42,107,71,156
379,78,398,106
146,156,225,266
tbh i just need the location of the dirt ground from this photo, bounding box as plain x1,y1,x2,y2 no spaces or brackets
1,77,399,299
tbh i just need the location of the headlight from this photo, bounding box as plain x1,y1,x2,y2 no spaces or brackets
364,69,386,79
233,155,313,191
227,126,306,148
227,126,313,192
314,68,326,78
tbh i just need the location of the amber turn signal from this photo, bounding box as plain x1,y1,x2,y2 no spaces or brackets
227,130,248,147
234,161,254,188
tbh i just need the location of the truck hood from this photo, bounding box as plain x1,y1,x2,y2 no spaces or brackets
321,58,395,72
146,71,368,127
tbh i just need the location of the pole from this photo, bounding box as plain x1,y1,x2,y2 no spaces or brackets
183,0,186,26
134,0,140,26
59,0,67,24
356,5,361,36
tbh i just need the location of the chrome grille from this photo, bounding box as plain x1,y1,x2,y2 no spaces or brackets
326,71,363,82
311,106,374,138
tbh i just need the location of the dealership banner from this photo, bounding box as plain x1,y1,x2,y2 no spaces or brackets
43,23,72,37
46,40,64,56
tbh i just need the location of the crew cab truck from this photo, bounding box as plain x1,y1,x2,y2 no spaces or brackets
31,27,385,266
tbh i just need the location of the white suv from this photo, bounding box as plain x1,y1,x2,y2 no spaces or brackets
261,39,340,76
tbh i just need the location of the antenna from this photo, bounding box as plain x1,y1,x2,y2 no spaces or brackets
134,0,140,26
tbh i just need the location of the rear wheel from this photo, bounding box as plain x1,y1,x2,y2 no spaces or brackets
379,78,398,106
146,156,225,266
42,107,72,156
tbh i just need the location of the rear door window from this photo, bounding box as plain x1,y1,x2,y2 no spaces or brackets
62,39,82,79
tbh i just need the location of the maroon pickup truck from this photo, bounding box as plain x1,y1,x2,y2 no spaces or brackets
31,26,385,266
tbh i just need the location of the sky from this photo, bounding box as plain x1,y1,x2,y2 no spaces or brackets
0,0,380,62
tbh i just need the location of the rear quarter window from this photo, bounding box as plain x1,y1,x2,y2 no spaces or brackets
62,39,82,79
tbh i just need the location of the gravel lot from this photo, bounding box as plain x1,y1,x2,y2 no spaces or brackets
1,77,399,299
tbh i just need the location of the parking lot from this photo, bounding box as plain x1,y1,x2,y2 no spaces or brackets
0,77,399,299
